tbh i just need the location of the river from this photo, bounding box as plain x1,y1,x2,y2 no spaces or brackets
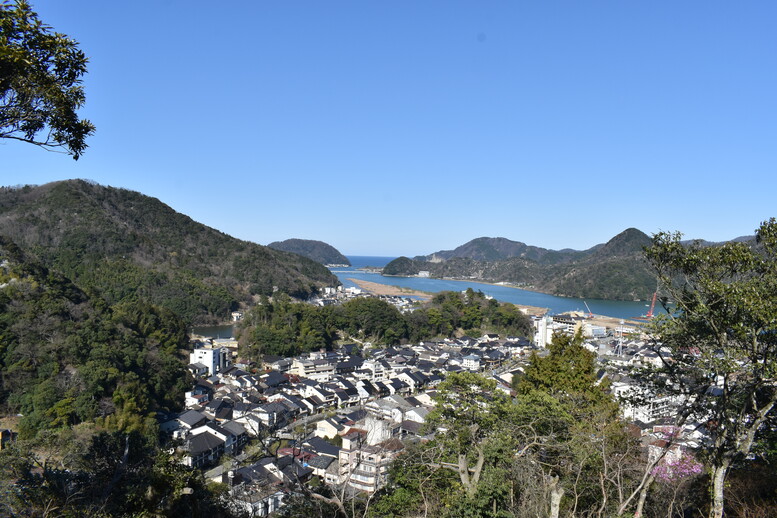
332,256,660,320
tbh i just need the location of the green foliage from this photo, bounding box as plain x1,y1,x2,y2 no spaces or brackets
268,238,351,265
406,289,532,340
519,330,616,412
382,256,422,276
642,218,777,517
0,238,189,439
239,290,532,360
0,180,338,324
337,297,407,343
0,430,236,517
0,0,95,159
241,295,338,357
390,229,660,301
374,333,640,518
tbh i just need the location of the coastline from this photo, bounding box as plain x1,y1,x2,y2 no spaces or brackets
348,277,550,316
348,277,643,328
347,278,433,300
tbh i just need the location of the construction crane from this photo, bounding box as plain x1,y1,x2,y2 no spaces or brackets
645,291,658,319
633,290,659,321
583,300,594,318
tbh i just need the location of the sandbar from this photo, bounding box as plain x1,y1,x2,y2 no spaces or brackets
347,278,433,300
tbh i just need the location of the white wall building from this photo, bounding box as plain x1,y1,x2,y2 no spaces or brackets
189,347,231,376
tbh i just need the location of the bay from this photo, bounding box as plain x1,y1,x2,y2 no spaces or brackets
191,324,234,339
332,256,660,320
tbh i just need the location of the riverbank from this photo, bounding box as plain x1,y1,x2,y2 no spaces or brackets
347,278,433,300
349,277,554,317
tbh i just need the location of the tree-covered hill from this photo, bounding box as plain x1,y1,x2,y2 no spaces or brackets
0,236,189,439
0,235,233,514
0,181,338,323
238,289,533,358
388,228,659,301
383,256,424,276
416,236,588,264
268,238,351,265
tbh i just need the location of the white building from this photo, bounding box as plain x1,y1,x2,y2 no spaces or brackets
189,347,231,376
462,354,481,372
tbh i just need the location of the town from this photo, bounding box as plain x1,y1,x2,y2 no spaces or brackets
164,288,695,517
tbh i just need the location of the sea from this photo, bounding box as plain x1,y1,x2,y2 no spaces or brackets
193,255,658,337
331,256,660,321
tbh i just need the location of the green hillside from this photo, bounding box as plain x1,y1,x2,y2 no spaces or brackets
0,181,338,324
0,236,189,438
268,238,351,265
389,228,658,301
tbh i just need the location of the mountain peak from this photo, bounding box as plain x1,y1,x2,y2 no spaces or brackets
595,228,652,257
268,238,350,265
0,181,337,323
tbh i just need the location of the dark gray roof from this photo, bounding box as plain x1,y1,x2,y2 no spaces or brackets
188,432,224,455
399,419,424,435
343,408,368,423
179,409,208,427
222,421,247,436
304,436,341,458
305,455,335,470
262,370,288,387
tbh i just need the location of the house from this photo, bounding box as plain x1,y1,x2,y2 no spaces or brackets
183,432,225,468
189,346,231,376
316,417,346,439
229,459,289,517
190,422,241,456
259,370,289,390
177,409,209,430
365,395,414,423
188,362,209,377
404,406,429,424
255,401,290,428
290,358,336,382
462,354,481,372
338,436,404,493
221,420,250,452
234,413,265,437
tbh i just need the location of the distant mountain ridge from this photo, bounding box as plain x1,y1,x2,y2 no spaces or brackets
389,228,662,301
268,238,350,266
416,236,593,265
0,180,337,324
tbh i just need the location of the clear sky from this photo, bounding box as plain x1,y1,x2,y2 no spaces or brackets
3,1,776,256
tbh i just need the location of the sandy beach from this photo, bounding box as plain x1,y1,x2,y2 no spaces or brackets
348,277,552,316
347,278,644,329
347,278,433,300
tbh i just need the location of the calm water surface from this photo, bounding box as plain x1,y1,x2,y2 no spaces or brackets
333,256,659,320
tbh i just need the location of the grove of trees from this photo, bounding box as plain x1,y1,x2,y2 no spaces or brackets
238,288,534,360
639,218,777,518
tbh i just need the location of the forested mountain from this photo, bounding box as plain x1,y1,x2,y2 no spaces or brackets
0,236,189,438
416,236,590,264
0,181,337,324
0,236,232,515
268,238,351,265
388,228,658,301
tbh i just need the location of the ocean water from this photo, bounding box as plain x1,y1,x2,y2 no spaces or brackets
331,256,660,320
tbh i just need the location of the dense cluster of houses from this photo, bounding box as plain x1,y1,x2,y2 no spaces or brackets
160,332,536,514
162,296,704,516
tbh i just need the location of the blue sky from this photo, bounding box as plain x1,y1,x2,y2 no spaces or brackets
3,1,776,256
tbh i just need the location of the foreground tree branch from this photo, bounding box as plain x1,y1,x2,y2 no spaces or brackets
1,1,95,159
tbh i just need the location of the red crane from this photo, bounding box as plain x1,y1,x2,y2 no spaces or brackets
645,291,658,319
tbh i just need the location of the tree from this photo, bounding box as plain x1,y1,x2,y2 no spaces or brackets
518,331,642,518
642,218,777,518
1,0,94,159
